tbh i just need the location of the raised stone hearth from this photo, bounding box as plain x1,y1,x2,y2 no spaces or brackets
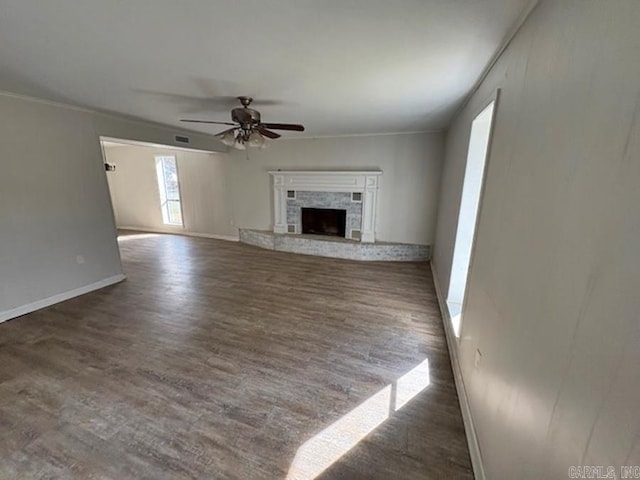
239,229,430,262
261,170,430,261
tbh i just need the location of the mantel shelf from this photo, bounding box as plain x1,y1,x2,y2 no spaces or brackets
268,170,382,175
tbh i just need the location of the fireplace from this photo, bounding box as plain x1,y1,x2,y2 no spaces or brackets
301,208,346,237
269,170,382,242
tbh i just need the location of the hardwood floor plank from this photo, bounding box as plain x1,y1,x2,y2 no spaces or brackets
0,230,473,479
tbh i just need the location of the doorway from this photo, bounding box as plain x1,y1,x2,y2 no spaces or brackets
98,137,193,273
447,97,497,337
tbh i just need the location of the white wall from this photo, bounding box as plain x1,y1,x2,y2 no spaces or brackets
94,113,225,154
228,132,444,245
104,145,237,239
0,94,123,320
0,91,223,322
433,1,640,478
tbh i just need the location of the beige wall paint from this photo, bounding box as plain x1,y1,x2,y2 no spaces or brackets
0,91,224,321
105,145,237,239
0,94,123,318
433,1,640,478
94,113,225,154
228,132,444,245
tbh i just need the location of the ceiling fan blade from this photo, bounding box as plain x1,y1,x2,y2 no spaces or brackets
214,127,237,137
257,126,281,139
181,119,236,125
261,123,305,132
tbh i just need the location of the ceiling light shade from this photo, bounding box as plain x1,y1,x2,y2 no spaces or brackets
220,130,236,146
234,137,246,150
248,131,265,148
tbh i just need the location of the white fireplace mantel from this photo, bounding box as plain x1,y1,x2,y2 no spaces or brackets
268,170,382,243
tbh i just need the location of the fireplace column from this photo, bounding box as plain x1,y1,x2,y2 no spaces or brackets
360,174,379,243
272,174,287,234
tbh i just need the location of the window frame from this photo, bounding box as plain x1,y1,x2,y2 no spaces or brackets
447,89,500,340
154,155,184,227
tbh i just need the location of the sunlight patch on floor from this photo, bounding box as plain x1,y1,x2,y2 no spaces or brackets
286,358,430,480
117,233,161,242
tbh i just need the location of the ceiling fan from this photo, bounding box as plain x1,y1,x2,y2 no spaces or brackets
181,96,304,150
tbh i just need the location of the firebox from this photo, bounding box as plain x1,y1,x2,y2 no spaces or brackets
301,208,346,237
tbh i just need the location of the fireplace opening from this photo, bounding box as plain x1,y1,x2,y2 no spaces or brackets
301,208,346,237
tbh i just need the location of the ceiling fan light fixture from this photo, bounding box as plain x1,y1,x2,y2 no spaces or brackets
234,137,246,150
220,130,237,146
248,131,265,148
181,97,304,151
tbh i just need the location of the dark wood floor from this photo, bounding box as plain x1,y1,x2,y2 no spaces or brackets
0,231,473,479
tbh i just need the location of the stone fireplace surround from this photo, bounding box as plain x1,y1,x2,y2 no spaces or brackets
289,192,360,238
270,170,381,242
238,170,430,262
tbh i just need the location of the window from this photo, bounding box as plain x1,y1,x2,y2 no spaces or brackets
155,156,183,226
447,99,496,338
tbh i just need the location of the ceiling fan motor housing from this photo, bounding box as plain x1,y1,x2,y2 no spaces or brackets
232,107,261,128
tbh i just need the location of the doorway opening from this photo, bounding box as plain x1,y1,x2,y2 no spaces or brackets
98,137,217,272
447,98,497,337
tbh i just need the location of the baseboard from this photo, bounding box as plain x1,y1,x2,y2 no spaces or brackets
0,274,126,325
118,226,239,242
431,261,486,480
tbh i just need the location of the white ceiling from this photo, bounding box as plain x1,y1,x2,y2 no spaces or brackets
0,0,531,137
